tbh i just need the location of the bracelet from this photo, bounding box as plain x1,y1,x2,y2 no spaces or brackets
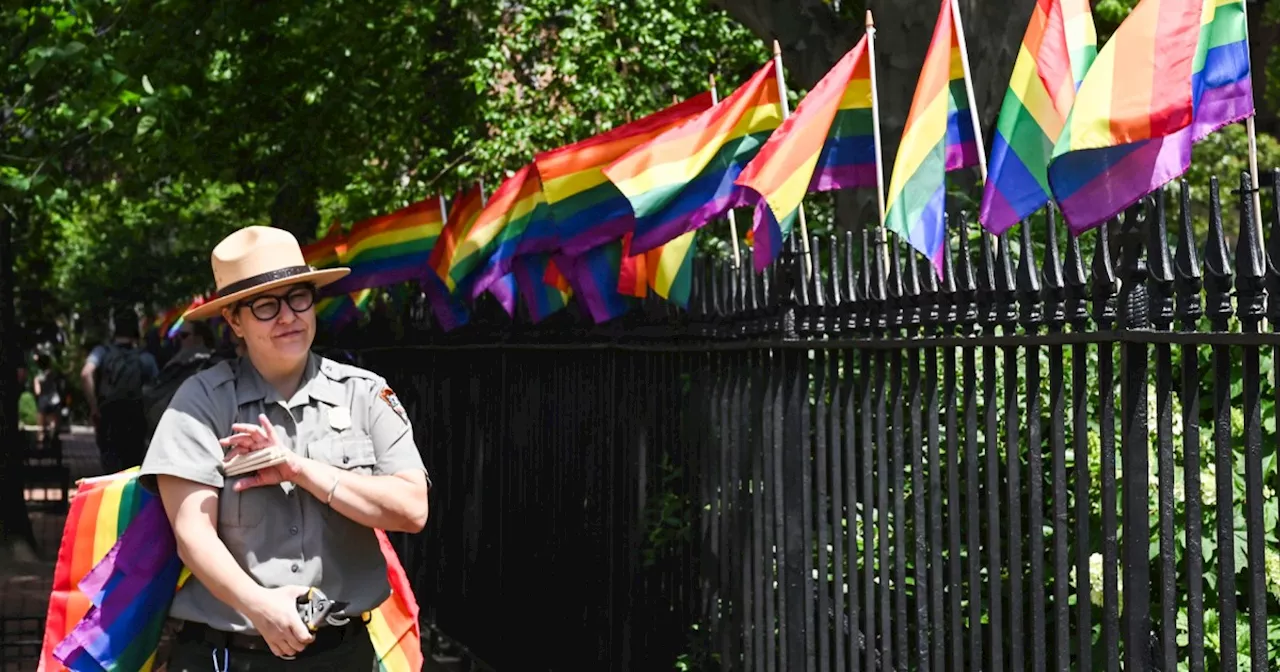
325,475,341,505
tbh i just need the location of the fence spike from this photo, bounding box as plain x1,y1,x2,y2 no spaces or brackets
870,227,889,330
1148,188,1175,330
1173,180,1204,328
904,232,923,329
859,228,874,331
829,234,844,308
1267,169,1280,326
811,235,827,309
1117,203,1150,331
746,249,760,314
1203,175,1233,329
995,231,1017,326
887,233,904,329
844,230,860,304
1017,219,1043,330
1042,206,1066,328
1090,219,1118,329
977,217,998,328
955,214,978,329
919,232,940,330
1234,170,1266,329
794,231,812,308
939,214,959,329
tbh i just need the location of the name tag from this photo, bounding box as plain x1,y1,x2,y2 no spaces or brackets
329,407,352,431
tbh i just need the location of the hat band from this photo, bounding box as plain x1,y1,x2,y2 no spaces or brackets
216,265,315,298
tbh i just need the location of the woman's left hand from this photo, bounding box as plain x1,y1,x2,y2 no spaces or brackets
220,414,306,490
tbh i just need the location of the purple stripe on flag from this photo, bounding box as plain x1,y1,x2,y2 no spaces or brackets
809,163,879,193
559,214,635,258
1055,77,1253,234
632,191,755,256
944,141,979,172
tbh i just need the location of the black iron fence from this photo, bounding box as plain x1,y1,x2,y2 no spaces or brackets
361,169,1280,671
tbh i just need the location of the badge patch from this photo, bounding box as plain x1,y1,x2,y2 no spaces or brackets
380,387,408,424
329,407,352,431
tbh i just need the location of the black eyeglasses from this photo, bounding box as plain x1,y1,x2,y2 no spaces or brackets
239,285,317,321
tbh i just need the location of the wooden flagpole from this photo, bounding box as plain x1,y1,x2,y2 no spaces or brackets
771,40,815,278
707,75,744,268
949,0,988,183
866,10,888,227
1246,114,1265,245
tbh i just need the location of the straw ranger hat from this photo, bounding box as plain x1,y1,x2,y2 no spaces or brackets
184,226,350,320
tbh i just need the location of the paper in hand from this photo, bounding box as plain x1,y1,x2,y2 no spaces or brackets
221,447,289,477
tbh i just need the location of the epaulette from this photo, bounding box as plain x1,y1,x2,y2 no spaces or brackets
319,358,381,384
196,360,237,389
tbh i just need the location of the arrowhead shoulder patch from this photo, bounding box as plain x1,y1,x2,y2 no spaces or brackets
379,387,408,424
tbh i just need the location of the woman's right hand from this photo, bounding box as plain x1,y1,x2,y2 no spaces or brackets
240,585,316,658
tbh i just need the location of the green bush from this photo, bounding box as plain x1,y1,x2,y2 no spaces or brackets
18,391,37,426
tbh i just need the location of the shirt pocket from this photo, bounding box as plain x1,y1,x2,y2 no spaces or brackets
219,481,268,529
310,433,377,475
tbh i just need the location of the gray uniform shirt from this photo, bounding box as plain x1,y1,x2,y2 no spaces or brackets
139,353,427,633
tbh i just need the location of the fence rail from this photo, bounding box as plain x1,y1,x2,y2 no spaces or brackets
363,169,1280,671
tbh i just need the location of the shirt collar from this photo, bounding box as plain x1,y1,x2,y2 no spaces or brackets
235,353,344,408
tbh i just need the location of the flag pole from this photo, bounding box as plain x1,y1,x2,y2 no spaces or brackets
1237,6,1263,245
772,40,815,279
865,10,888,227
949,0,988,183
708,74,744,269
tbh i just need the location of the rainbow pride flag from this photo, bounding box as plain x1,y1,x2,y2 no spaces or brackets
429,185,483,285
980,0,1097,235
1047,0,1254,234
736,34,878,271
485,272,519,319
441,165,551,300
302,221,348,270
512,253,572,323
604,62,783,256
884,0,981,273
316,288,374,330
554,241,636,324
617,230,698,307
41,472,423,672
534,94,714,257
328,197,444,295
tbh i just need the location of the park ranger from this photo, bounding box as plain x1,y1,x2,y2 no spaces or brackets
140,225,430,671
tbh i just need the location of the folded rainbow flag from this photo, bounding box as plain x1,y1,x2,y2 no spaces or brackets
316,289,374,330
40,472,423,672
604,62,783,256
328,196,444,295
554,241,636,324
534,94,714,257
1047,0,1254,234
302,221,348,270
485,272,519,319
736,34,878,271
884,0,981,274
422,186,485,331
979,0,1097,235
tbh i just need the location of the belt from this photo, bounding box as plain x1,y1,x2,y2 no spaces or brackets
178,618,366,657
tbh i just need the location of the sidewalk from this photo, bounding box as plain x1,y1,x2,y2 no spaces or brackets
1,427,102,672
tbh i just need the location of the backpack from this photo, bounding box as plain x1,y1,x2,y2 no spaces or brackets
142,351,225,440
95,344,147,408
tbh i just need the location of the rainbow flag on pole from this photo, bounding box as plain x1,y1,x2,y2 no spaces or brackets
554,241,636,324
736,34,878,271
604,62,783,256
884,0,981,273
512,253,572,323
441,165,551,300
534,94,714,257
617,230,698,308
328,196,444,295
979,0,1097,235
423,186,484,330
1047,0,1254,234
302,221,348,270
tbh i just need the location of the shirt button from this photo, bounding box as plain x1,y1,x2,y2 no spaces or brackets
290,526,299,535
342,456,350,464
291,563,300,573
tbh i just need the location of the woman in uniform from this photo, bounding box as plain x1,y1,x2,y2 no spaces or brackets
141,225,430,671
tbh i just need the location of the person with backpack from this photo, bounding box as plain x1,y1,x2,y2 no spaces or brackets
143,320,224,446
81,308,159,473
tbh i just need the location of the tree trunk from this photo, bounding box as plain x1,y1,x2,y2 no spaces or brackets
712,0,1025,232
0,205,37,565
